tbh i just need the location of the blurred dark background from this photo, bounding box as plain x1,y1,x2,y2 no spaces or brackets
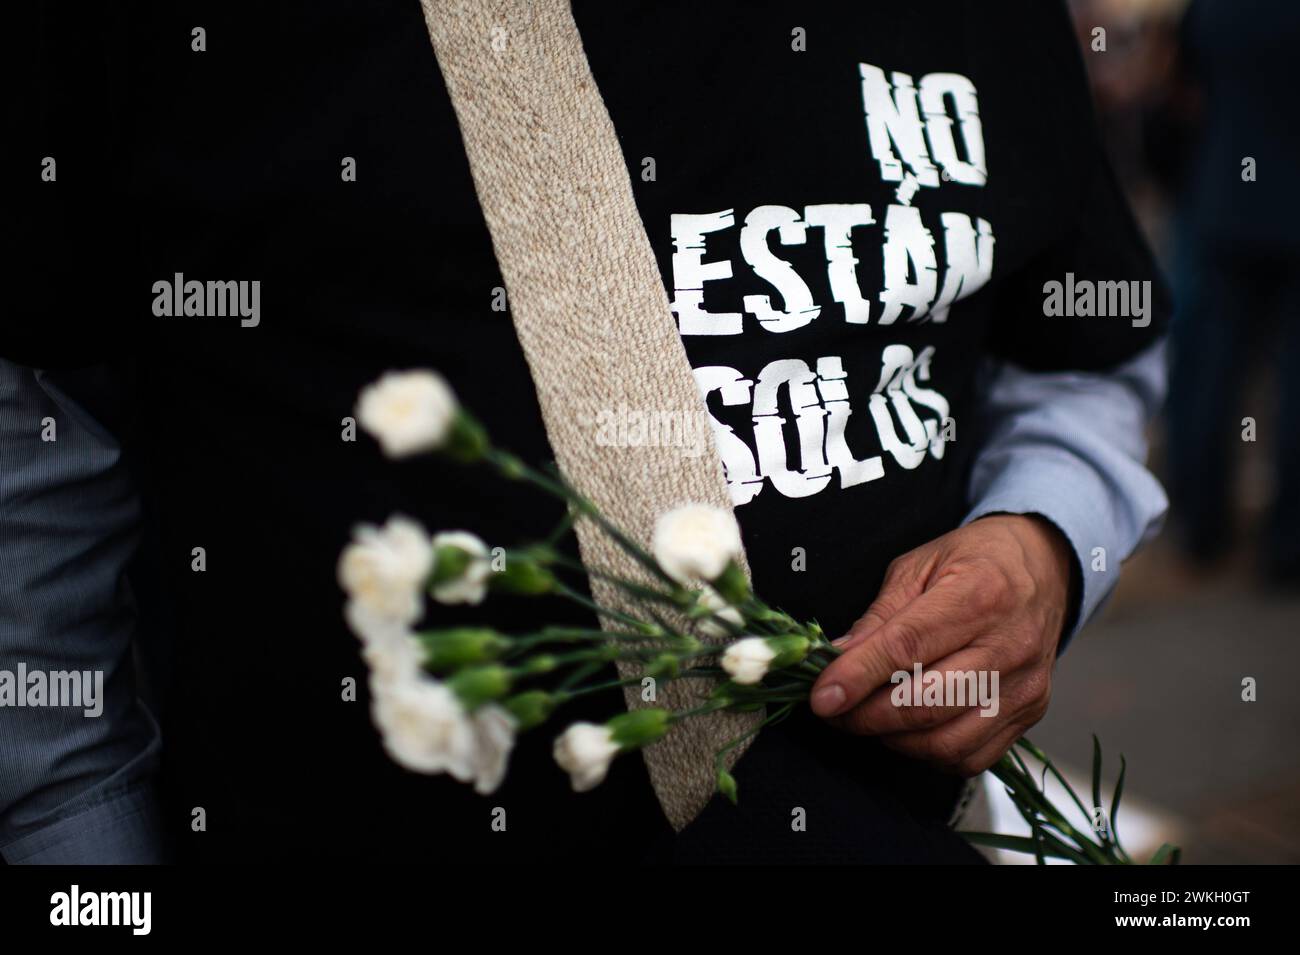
1010,0,1300,864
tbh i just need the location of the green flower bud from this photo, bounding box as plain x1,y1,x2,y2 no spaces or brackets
503,690,557,729
711,677,768,710
489,553,556,596
645,654,681,680
428,544,475,588
751,606,797,628
716,767,739,805
447,665,513,708
606,708,671,751
445,411,489,463
675,636,704,655
712,559,750,605
416,627,510,673
516,654,558,676
765,634,812,670
495,451,527,479
709,683,736,706
670,586,699,611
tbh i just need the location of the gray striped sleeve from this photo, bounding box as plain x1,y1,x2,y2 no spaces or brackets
0,358,162,863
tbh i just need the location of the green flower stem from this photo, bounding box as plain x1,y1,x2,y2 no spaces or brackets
553,581,656,633
994,748,1112,865
544,508,577,547
738,598,801,637
736,610,781,637
645,609,697,646
992,757,1080,839
479,452,784,648
691,608,747,640
738,599,823,642
566,499,679,590
557,660,603,693
1004,767,1109,862
483,446,572,500
1016,739,1100,846
516,648,674,677
561,661,814,716
558,645,755,703
989,756,1114,865
1012,796,1097,866
504,628,677,657
546,551,688,610
730,694,809,705
482,447,679,589
669,701,729,722
548,544,761,648
969,808,1096,865
744,680,810,694
728,692,810,705
1027,738,1131,862
1008,743,1037,783
556,675,644,701
768,670,816,685
806,646,840,668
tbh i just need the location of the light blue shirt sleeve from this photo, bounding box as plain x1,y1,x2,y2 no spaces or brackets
0,359,164,863
963,339,1169,644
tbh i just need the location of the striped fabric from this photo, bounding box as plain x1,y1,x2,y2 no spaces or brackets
0,359,161,863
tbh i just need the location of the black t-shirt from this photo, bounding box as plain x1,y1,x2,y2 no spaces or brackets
10,0,1167,863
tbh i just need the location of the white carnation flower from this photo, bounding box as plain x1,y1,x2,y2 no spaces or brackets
338,515,434,626
370,676,475,780
721,636,777,686
553,722,620,792
357,370,458,458
430,530,492,605
696,585,744,638
470,704,517,795
364,633,426,685
652,504,743,585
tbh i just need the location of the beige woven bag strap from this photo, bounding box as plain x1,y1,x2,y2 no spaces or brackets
416,0,760,829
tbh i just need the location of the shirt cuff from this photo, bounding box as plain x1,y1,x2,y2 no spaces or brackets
962,445,1159,647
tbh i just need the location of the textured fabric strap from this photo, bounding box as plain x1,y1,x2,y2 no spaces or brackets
417,0,760,830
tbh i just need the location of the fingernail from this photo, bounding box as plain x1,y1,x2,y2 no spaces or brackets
831,633,853,646
811,683,846,717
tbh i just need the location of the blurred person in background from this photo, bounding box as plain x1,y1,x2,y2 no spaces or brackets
1163,0,1300,583
1068,0,1188,243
